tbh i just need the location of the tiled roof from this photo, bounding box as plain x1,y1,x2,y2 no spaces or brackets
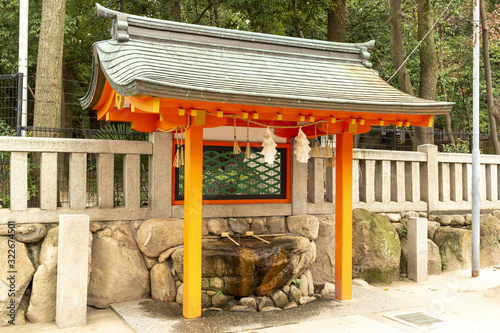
81,4,453,116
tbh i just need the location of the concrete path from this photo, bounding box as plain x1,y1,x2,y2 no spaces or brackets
2,267,499,333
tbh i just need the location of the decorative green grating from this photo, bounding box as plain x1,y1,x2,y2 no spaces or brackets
175,145,287,201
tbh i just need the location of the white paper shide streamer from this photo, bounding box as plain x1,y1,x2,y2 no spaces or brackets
261,127,277,165
294,127,311,163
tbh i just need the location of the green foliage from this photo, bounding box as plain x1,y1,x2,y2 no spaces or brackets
290,278,302,288
441,138,471,154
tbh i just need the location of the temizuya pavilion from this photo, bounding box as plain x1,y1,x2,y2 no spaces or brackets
82,4,453,319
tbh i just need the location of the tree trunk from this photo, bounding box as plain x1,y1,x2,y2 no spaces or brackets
327,0,346,42
414,0,439,148
33,0,66,138
481,0,500,154
173,0,181,22
390,0,414,95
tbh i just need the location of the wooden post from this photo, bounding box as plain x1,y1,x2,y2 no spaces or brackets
183,124,203,318
335,132,353,300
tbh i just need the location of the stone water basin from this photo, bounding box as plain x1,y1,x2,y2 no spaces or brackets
171,235,315,297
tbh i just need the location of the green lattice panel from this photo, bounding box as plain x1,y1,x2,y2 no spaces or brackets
177,148,284,198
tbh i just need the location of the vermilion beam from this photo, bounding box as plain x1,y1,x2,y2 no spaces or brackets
183,123,203,319
335,131,353,300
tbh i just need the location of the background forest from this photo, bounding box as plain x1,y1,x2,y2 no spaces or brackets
1,0,500,151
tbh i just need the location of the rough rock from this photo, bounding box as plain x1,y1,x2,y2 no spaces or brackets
352,209,401,283
381,213,401,222
286,215,319,240
321,282,335,296
88,223,150,308
419,212,428,218
464,214,473,225
0,239,35,327
26,243,41,269
174,236,314,297
492,211,500,220
211,294,227,309
309,216,335,285
266,217,286,234
258,296,274,312
428,215,437,221
305,270,314,295
299,296,316,305
434,226,471,271
159,245,183,263
271,290,288,308
151,262,176,302
136,218,184,257
450,215,466,227
89,222,103,233
26,227,59,323
207,219,228,235
428,221,441,240
250,219,265,235
13,224,47,243
240,297,256,310
428,239,442,275
289,285,302,304
284,302,298,310
176,284,184,305
352,279,369,287
403,211,419,218
436,215,452,226
201,292,211,308
261,306,281,311
25,227,92,323
202,220,208,236
479,215,500,267
299,274,309,296
230,305,252,311
400,237,408,275
143,255,157,269
393,223,405,237
229,218,250,235
282,285,290,295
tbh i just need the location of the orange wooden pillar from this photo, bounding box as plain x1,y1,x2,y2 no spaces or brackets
183,124,203,318
335,131,353,300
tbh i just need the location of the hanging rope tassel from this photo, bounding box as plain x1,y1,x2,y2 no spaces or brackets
173,128,181,168
233,116,241,154
245,120,252,159
325,138,331,167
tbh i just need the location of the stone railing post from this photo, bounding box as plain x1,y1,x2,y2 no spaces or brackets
291,141,307,215
407,217,428,282
417,144,438,212
149,132,172,218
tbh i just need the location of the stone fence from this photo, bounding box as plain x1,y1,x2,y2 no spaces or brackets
1,134,499,224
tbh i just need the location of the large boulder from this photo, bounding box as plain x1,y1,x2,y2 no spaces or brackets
0,238,35,327
427,239,442,275
136,218,184,258
14,224,47,243
26,227,93,323
480,215,500,267
309,216,335,285
150,262,176,302
434,226,471,271
352,209,401,283
173,236,314,297
286,215,319,240
88,223,150,308
26,227,59,323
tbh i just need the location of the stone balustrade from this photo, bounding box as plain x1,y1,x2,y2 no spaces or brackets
1,134,499,224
